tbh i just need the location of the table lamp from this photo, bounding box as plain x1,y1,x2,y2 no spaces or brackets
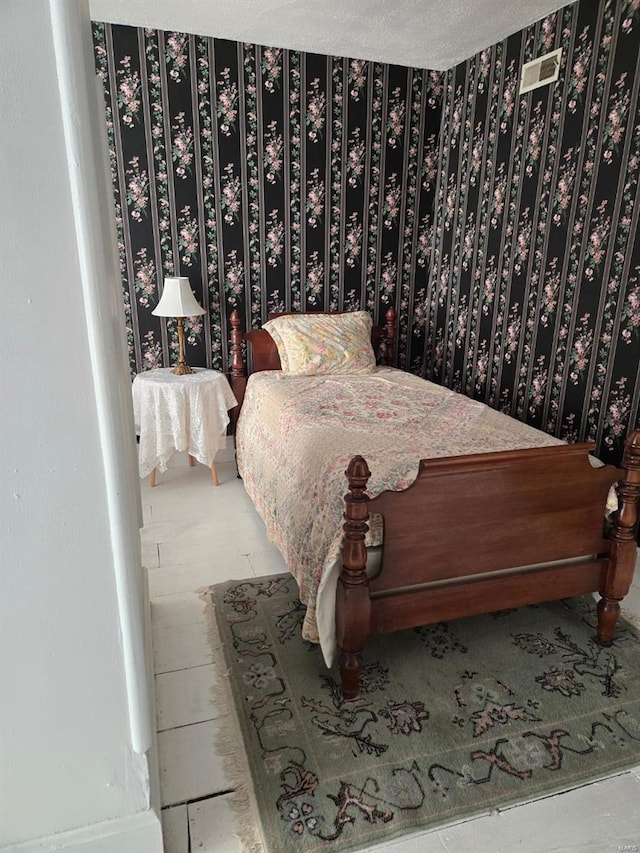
152,276,206,375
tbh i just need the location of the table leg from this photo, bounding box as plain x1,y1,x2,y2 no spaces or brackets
210,462,219,486
188,454,195,467
150,468,157,488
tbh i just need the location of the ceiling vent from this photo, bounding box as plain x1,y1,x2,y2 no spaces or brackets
519,48,562,94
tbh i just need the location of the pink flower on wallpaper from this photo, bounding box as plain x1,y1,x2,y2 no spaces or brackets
477,50,491,92
416,214,433,269
461,214,476,272
267,290,285,315
383,173,401,228
379,253,397,300
263,120,284,183
456,301,469,346
469,126,483,186
305,251,324,302
345,212,363,267
475,343,489,392
604,379,631,445
529,361,548,413
586,202,611,271
220,163,241,224
540,15,556,50
306,168,325,227
224,250,244,303
142,330,163,370
504,305,522,362
348,59,367,101
116,55,141,126
125,156,149,221
621,276,640,341
261,47,282,92
177,205,198,266
515,213,532,265
482,260,497,316
265,209,284,267
306,77,326,142
386,87,406,149
569,315,594,382
133,248,156,308
216,67,238,135
346,129,366,187
165,32,188,81
171,112,194,178
603,74,631,151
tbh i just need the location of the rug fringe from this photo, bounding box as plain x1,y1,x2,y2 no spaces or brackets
621,605,640,634
197,586,266,853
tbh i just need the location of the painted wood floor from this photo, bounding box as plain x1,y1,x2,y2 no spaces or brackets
143,440,640,853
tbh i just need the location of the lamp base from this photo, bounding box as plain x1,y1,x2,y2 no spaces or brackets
171,362,194,375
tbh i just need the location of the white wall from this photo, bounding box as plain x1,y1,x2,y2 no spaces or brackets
0,1,160,849
88,0,568,71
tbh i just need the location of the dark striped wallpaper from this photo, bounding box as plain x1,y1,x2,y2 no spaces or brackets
93,0,640,468
92,24,443,375
421,0,640,465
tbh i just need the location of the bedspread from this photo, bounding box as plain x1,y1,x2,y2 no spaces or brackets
236,368,570,664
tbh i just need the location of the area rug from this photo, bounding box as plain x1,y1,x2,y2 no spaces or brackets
205,574,640,852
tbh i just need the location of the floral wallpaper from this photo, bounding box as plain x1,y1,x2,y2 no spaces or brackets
418,0,640,466
93,0,640,471
92,24,443,375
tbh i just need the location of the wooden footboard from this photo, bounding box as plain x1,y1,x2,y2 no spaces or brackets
337,431,640,700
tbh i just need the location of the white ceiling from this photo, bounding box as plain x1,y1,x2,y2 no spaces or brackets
89,0,571,70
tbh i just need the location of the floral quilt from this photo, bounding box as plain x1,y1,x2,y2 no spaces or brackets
235,368,568,664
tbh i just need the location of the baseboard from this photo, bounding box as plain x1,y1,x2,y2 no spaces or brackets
1,809,163,853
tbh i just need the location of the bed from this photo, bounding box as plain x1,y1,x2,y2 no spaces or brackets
229,308,640,700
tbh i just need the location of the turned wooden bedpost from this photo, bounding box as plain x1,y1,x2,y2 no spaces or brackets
597,429,640,644
383,306,397,367
337,456,372,700
229,309,247,431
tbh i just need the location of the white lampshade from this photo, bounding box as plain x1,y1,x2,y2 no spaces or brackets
152,277,206,317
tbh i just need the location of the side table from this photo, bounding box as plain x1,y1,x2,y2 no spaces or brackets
132,368,237,486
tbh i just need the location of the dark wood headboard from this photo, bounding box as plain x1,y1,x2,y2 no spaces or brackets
228,308,397,425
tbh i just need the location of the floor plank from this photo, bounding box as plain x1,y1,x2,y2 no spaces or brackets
158,719,231,807
188,795,245,853
160,804,189,853
152,621,213,675
156,664,220,731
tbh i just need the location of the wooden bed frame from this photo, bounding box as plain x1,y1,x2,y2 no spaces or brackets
229,309,640,700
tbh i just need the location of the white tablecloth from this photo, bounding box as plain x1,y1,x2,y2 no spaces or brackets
132,368,237,478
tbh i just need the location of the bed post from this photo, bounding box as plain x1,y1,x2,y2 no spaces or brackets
384,307,396,367
337,456,372,701
229,309,246,431
597,429,640,643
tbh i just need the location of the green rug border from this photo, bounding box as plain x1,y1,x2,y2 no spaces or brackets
204,574,640,853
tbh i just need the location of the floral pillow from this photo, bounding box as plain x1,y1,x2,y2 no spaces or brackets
263,312,376,376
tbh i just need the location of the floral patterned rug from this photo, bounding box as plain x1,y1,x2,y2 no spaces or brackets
207,574,640,852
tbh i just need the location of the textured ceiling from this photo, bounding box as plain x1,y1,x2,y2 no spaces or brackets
89,0,571,70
